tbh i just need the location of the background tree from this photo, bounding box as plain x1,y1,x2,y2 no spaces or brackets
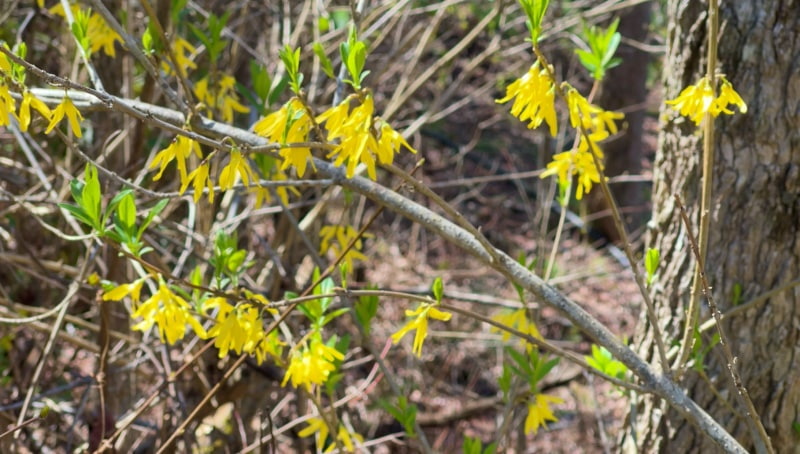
628,0,800,451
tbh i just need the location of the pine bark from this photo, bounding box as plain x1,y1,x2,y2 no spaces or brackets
627,0,800,452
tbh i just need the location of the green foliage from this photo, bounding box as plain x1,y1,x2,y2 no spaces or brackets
248,61,273,113
313,42,336,79
690,329,720,373
463,435,497,454
585,344,628,380
645,248,660,286
354,285,379,336
299,268,349,331
279,44,303,94
731,283,742,306
506,347,559,392
209,230,253,287
431,276,444,303
339,28,370,90
380,396,418,438
575,18,622,81
189,11,230,63
71,8,92,56
518,0,550,43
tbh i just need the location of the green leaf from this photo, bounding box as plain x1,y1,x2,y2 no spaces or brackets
321,308,350,327
81,164,102,230
313,42,336,79
59,203,94,228
105,189,134,231
432,277,444,303
137,199,168,240
249,61,272,103
355,287,379,335
645,248,660,285
731,283,742,306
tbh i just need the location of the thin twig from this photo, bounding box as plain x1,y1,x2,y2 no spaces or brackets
674,194,774,454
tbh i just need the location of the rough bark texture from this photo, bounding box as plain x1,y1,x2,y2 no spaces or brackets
626,0,800,452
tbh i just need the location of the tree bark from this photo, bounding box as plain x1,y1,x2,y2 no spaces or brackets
627,0,800,452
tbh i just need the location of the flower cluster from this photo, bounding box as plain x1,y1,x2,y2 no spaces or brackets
203,297,282,364
150,135,203,183
299,417,364,453
129,281,207,345
282,336,344,390
492,308,542,345
194,74,250,123
319,225,371,273
525,393,564,434
391,302,452,357
496,60,558,136
254,98,314,177
51,4,123,58
666,76,747,124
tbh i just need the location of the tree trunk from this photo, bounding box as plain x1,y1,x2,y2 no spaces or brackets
627,0,800,452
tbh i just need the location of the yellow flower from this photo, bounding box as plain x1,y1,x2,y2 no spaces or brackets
87,12,122,57
391,303,452,357
180,163,214,204
282,337,344,390
194,75,250,123
0,84,16,127
298,418,364,453
150,135,202,184
219,149,257,190
491,309,542,342
253,99,313,177
102,278,146,304
319,225,371,273
248,171,300,208
162,37,197,78
524,394,564,434
204,298,264,358
45,95,84,137
715,77,747,115
50,4,122,58
666,76,746,125
0,52,10,73
18,90,52,132
298,417,330,445
540,130,607,200
317,95,379,179
132,282,207,344
565,86,624,136
496,61,558,137
376,121,417,165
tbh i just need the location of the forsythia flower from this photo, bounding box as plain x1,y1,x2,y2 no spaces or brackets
565,86,624,136
282,337,344,390
540,130,608,200
253,99,314,177
194,74,250,123
248,171,300,208
525,393,564,434
318,94,416,180
298,417,364,453
180,163,214,203
375,120,418,165
45,95,84,137
666,76,747,124
204,298,263,358
18,90,53,132
162,37,197,78
150,135,202,184
491,309,542,343
391,303,452,357
496,60,558,137
131,281,207,344
219,149,257,190
319,225,372,273
0,84,16,127
50,4,122,57
0,52,10,73
102,277,147,304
